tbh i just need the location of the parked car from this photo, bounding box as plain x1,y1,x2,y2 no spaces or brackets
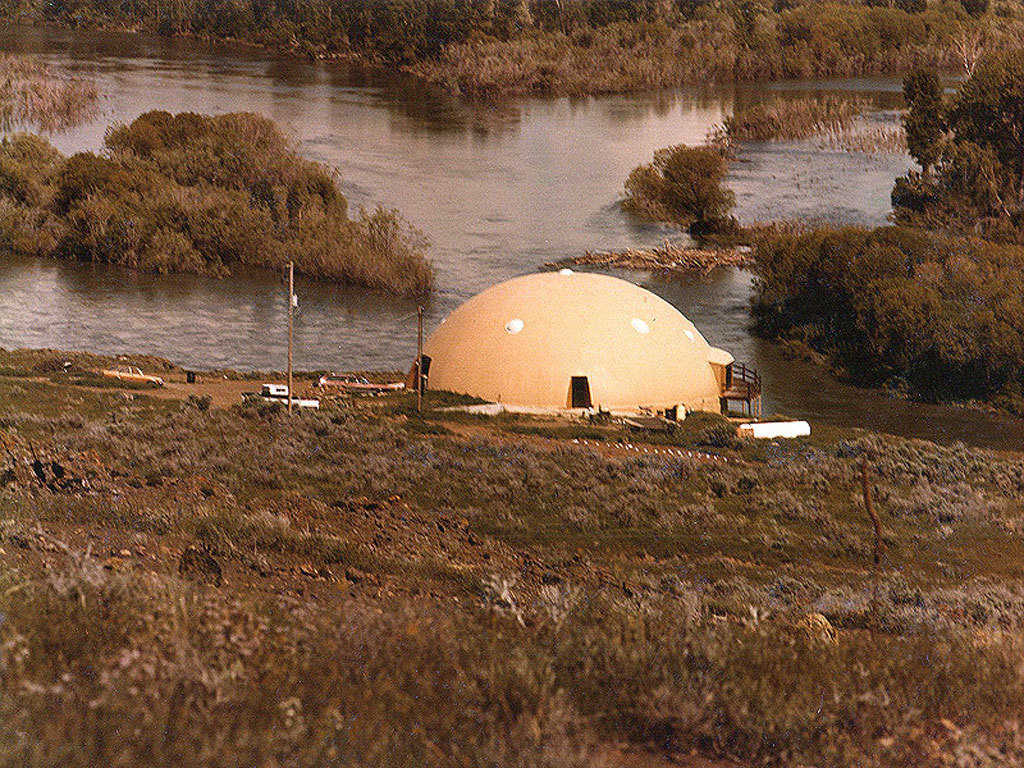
100,366,164,387
242,383,319,409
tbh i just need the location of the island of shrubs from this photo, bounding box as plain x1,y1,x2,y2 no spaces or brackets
7,0,1007,97
0,111,432,295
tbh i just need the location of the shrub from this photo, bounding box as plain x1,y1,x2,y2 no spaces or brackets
0,112,432,295
622,144,736,233
752,224,1024,402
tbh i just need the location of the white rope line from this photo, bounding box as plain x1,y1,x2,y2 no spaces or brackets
570,438,728,463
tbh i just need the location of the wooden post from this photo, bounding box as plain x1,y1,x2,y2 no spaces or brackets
862,456,883,631
416,305,423,413
287,261,294,416
862,458,882,566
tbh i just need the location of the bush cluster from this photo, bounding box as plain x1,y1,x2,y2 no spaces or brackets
10,0,1002,96
622,144,736,235
0,111,431,294
752,225,1024,403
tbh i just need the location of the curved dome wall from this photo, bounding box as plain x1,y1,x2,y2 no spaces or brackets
422,271,733,411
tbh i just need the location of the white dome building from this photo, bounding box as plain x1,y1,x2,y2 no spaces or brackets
419,271,737,413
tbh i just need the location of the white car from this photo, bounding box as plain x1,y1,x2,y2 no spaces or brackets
244,383,319,409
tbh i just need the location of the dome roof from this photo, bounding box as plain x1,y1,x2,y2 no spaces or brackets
423,271,733,411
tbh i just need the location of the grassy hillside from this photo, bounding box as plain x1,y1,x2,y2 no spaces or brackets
1,348,1023,766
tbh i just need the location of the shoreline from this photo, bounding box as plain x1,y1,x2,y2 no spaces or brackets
7,18,975,101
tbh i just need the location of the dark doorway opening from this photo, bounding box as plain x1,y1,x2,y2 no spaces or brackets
570,376,592,409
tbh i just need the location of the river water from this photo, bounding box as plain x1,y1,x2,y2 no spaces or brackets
3,25,1024,448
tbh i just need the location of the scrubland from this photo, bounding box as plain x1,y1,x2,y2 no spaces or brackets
2,348,1024,766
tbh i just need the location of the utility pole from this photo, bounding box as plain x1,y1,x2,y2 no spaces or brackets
416,305,423,413
287,261,294,416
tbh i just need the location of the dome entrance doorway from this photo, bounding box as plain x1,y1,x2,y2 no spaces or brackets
569,376,592,409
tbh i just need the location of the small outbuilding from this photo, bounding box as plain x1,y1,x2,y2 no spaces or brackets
418,271,744,414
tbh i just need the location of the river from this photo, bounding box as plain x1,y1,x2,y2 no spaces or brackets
3,24,1024,449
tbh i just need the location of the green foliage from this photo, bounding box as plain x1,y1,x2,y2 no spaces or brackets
894,51,1024,242
902,68,946,172
623,144,735,233
949,50,1024,205
11,0,1000,96
752,224,1024,402
0,112,432,295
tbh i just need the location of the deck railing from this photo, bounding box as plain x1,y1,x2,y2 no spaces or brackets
722,361,762,418
732,362,761,396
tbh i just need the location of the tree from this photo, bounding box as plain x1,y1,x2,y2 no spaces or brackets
949,50,1024,205
902,68,945,173
623,144,736,232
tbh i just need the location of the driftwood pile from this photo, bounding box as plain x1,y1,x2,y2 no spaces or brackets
546,242,750,277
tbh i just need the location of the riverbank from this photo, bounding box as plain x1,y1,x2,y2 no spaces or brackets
7,2,1011,98
2,345,1024,766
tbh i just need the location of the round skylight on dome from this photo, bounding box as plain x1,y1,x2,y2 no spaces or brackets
684,329,695,341
558,268,574,276
631,318,650,335
505,318,524,334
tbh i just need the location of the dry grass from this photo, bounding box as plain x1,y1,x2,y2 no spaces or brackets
0,55,98,133
3,348,1024,765
714,95,869,143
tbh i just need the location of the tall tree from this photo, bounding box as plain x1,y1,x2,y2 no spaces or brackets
902,68,945,174
949,50,1024,205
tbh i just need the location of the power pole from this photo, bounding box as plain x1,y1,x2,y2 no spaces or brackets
287,261,294,416
416,305,423,413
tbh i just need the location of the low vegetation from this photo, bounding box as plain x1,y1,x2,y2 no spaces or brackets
623,144,736,236
0,54,98,132
715,94,870,144
0,111,432,295
2,348,1024,765
893,51,1024,246
6,0,1014,97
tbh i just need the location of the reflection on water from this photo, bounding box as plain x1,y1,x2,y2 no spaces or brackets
3,26,1021,448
